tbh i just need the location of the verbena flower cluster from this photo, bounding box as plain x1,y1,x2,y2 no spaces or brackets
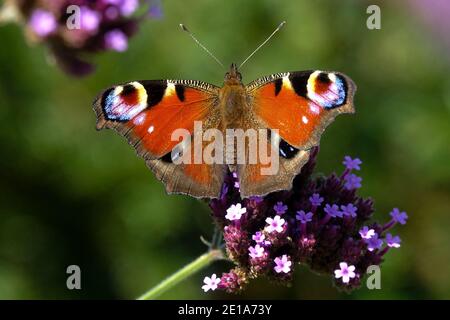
204,147,407,293
2,0,161,76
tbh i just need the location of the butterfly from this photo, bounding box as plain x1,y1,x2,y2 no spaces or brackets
93,63,355,198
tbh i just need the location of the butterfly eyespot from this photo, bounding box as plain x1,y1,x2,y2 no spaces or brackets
160,152,174,163
279,139,299,159
316,72,331,84
306,71,347,109
102,82,148,122
121,84,137,96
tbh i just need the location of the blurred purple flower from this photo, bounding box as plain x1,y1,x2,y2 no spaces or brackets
104,29,128,52
80,6,101,33
28,9,57,37
7,0,163,76
148,0,163,18
408,0,450,55
120,0,139,16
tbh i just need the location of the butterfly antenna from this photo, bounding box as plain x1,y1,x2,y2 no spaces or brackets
238,21,286,70
179,24,225,68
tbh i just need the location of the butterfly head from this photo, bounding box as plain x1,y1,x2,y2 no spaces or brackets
224,63,242,85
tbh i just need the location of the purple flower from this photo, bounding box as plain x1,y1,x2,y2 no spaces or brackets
344,173,362,190
340,203,358,218
309,193,324,207
148,0,164,18
359,226,375,239
120,0,139,16
334,262,356,283
252,231,265,244
28,9,57,37
366,234,383,252
80,6,101,33
324,204,342,218
202,274,221,292
390,208,408,225
296,210,313,224
16,0,162,77
225,203,246,221
274,255,292,273
343,156,362,171
104,29,129,52
386,233,401,248
249,196,263,204
208,148,406,293
218,269,245,293
265,216,285,233
249,244,265,259
273,201,288,215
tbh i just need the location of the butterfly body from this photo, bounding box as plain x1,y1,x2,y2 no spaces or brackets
93,64,356,198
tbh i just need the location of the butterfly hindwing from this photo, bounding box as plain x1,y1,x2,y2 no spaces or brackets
93,80,226,198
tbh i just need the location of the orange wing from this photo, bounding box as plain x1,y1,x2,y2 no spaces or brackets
93,80,225,198
235,71,356,197
248,70,356,149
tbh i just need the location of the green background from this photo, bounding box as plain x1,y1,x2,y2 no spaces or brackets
0,0,449,299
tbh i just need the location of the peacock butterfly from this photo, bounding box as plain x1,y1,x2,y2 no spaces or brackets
93,25,356,199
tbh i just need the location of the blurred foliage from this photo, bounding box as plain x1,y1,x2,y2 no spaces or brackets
0,0,449,299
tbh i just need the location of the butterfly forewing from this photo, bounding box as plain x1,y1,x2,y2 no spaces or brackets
93,79,226,198
248,70,356,149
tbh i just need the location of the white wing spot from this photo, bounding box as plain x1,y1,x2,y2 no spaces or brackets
328,73,337,82
148,125,155,134
302,116,309,124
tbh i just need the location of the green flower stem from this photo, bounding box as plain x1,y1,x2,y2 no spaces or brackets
137,249,224,300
